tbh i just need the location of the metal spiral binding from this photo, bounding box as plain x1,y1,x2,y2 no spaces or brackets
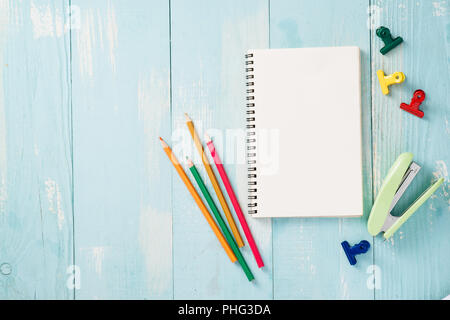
245,53,257,214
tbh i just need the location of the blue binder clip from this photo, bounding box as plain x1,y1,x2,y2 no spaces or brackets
341,240,370,266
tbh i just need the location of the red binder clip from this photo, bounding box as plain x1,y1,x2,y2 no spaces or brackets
400,90,425,118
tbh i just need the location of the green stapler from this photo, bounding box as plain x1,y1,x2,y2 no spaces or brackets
368,153,444,239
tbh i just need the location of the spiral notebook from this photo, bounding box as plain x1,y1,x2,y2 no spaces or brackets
246,46,363,218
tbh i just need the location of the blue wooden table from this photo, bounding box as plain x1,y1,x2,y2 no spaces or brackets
0,0,449,300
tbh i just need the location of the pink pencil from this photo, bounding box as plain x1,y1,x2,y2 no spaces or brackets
205,134,264,268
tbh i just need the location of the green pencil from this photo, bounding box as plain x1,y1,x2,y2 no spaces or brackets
187,159,254,281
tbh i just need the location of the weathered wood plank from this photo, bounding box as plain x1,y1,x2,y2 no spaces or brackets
2,0,448,300
270,0,373,299
0,0,73,299
71,0,172,299
171,0,273,298
371,0,450,300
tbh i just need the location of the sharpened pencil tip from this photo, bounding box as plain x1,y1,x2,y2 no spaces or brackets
159,137,168,148
186,158,194,167
184,113,192,122
204,133,211,143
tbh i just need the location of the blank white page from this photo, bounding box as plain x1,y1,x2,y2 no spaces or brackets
248,47,363,217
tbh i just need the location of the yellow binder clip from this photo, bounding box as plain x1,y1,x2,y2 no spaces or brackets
377,70,405,95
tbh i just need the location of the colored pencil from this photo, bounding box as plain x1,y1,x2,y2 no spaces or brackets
205,134,264,268
185,113,245,248
159,137,237,263
187,159,254,281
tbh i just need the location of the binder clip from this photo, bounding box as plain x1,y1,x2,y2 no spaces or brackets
377,70,405,95
341,240,370,266
376,26,403,55
368,153,444,239
400,90,425,118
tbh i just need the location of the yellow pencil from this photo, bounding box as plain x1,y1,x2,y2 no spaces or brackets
185,114,245,248
159,137,237,263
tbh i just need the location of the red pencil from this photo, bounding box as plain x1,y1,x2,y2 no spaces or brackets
205,133,264,268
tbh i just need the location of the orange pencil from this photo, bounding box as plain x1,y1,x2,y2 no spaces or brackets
185,114,245,248
159,137,237,263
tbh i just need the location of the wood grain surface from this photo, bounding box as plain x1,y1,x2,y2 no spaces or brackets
0,0,448,299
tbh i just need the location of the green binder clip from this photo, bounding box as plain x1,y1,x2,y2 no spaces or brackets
368,153,444,239
376,26,403,55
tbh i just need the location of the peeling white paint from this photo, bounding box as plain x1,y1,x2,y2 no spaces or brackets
138,206,171,295
29,1,74,39
309,263,316,275
44,178,65,230
429,202,437,211
79,246,105,276
432,1,447,16
389,237,395,246
96,10,104,49
76,3,118,78
106,1,118,73
91,246,105,275
433,160,448,181
340,275,349,299
76,9,94,78
54,7,64,38
429,161,449,210
30,2,55,39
